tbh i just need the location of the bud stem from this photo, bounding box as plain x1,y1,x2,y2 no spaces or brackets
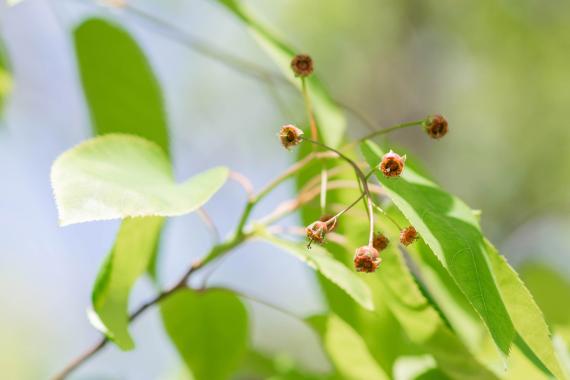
301,77,318,142
300,78,328,214
372,203,403,230
304,133,377,245
320,166,328,214
321,169,375,226
345,119,426,150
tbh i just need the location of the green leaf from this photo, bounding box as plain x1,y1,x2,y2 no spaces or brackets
74,17,172,269
485,240,568,380
216,0,346,148
361,140,515,355
257,232,373,311
51,134,228,226
238,349,333,380
356,294,417,375
307,314,389,380
520,263,570,329
74,18,170,153
160,289,249,380
72,18,177,350
392,356,442,380
373,245,499,380
408,238,488,354
90,216,164,350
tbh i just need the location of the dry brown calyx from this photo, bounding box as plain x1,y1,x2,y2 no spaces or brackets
291,54,314,77
424,114,448,139
306,220,328,246
380,150,406,178
279,124,304,150
400,226,418,246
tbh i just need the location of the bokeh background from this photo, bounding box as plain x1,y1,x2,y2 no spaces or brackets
1,0,569,378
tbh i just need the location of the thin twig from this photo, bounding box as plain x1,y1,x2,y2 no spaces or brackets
51,260,202,380
300,161,368,192
52,339,108,380
254,151,336,202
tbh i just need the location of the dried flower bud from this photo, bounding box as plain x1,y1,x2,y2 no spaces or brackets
306,220,328,245
279,124,304,150
372,233,389,251
319,215,338,232
291,54,314,77
424,114,448,139
353,246,381,273
380,150,406,178
400,226,418,246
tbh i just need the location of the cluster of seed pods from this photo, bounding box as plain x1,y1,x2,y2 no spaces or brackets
279,54,446,273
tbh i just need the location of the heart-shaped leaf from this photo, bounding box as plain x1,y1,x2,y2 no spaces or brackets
51,134,228,226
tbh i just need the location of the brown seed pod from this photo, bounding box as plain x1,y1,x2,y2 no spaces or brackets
353,246,381,273
319,215,338,232
306,220,328,245
291,54,314,77
372,233,389,251
380,150,406,178
400,226,418,246
279,124,304,150
424,114,448,139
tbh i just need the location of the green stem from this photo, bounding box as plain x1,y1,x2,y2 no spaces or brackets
301,77,318,141
320,165,328,214
372,203,403,230
344,119,425,151
324,170,375,224
358,119,425,141
234,152,334,237
301,77,328,214
235,202,255,238
302,136,376,246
